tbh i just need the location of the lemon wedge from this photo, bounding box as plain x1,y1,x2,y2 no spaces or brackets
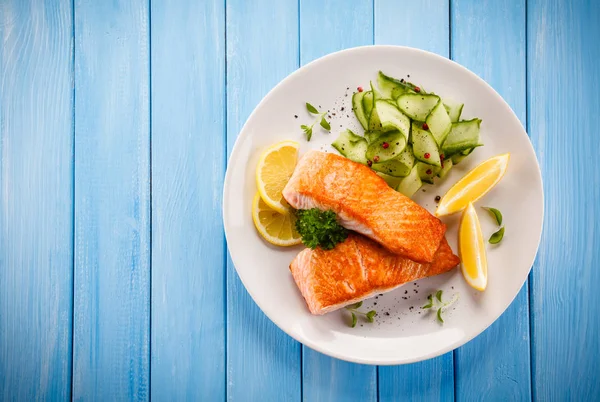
256,140,299,214
252,193,302,246
459,202,488,291
435,153,510,217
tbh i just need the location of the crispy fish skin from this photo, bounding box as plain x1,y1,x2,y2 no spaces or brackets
283,150,446,263
289,233,460,315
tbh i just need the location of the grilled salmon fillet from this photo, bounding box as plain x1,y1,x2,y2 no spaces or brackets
283,150,446,263
290,233,460,315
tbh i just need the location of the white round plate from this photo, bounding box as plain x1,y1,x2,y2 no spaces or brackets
223,46,543,365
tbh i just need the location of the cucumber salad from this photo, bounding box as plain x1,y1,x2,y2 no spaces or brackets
331,71,483,197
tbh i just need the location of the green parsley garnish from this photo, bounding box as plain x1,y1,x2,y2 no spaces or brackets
345,301,376,327
482,207,503,226
482,207,505,244
300,124,313,141
422,294,433,309
435,289,443,302
365,310,377,323
489,227,505,244
350,312,357,328
306,102,319,114
295,209,348,250
422,290,458,324
301,103,331,141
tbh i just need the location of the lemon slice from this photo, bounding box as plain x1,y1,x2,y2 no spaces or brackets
252,193,302,247
459,202,487,291
256,140,299,214
435,153,510,217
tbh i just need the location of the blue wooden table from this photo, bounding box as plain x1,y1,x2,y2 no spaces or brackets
1,0,599,400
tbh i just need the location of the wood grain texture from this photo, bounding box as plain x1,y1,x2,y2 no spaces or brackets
380,358,454,402
300,0,373,64
375,0,449,56
299,1,376,400
226,1,301,401
375,1,454,400
451,1,532,400
150,0,225,400
72,0,150,400
302,348,377,402
528,0,600,399
0,1,74,400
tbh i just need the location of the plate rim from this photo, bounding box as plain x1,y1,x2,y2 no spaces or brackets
223,44,544,365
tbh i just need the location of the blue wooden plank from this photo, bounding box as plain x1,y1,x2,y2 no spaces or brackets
528,0,600,399
451,1,532,400
374,0,449,56
72,0,150,399
380,361,454,402
302,350,377,402
300,0,373,63
298,1,377,401
150,0,225,400
0,1,74,400
226,1,301,401
374,1,454,400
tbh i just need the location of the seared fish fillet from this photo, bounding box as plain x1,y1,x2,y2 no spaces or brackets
283,150,446,263
290,233,460,315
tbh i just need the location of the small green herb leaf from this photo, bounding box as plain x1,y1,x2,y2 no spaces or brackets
437,308,444,323
489,226,505,244
320,117,331,131
346,301,363,310
350,312,357,328
306,102,319,114
366,310,376,323
482,207,503,226
435,290,443,302
300,124,309,130
422,294,433,309
304,126,313,141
